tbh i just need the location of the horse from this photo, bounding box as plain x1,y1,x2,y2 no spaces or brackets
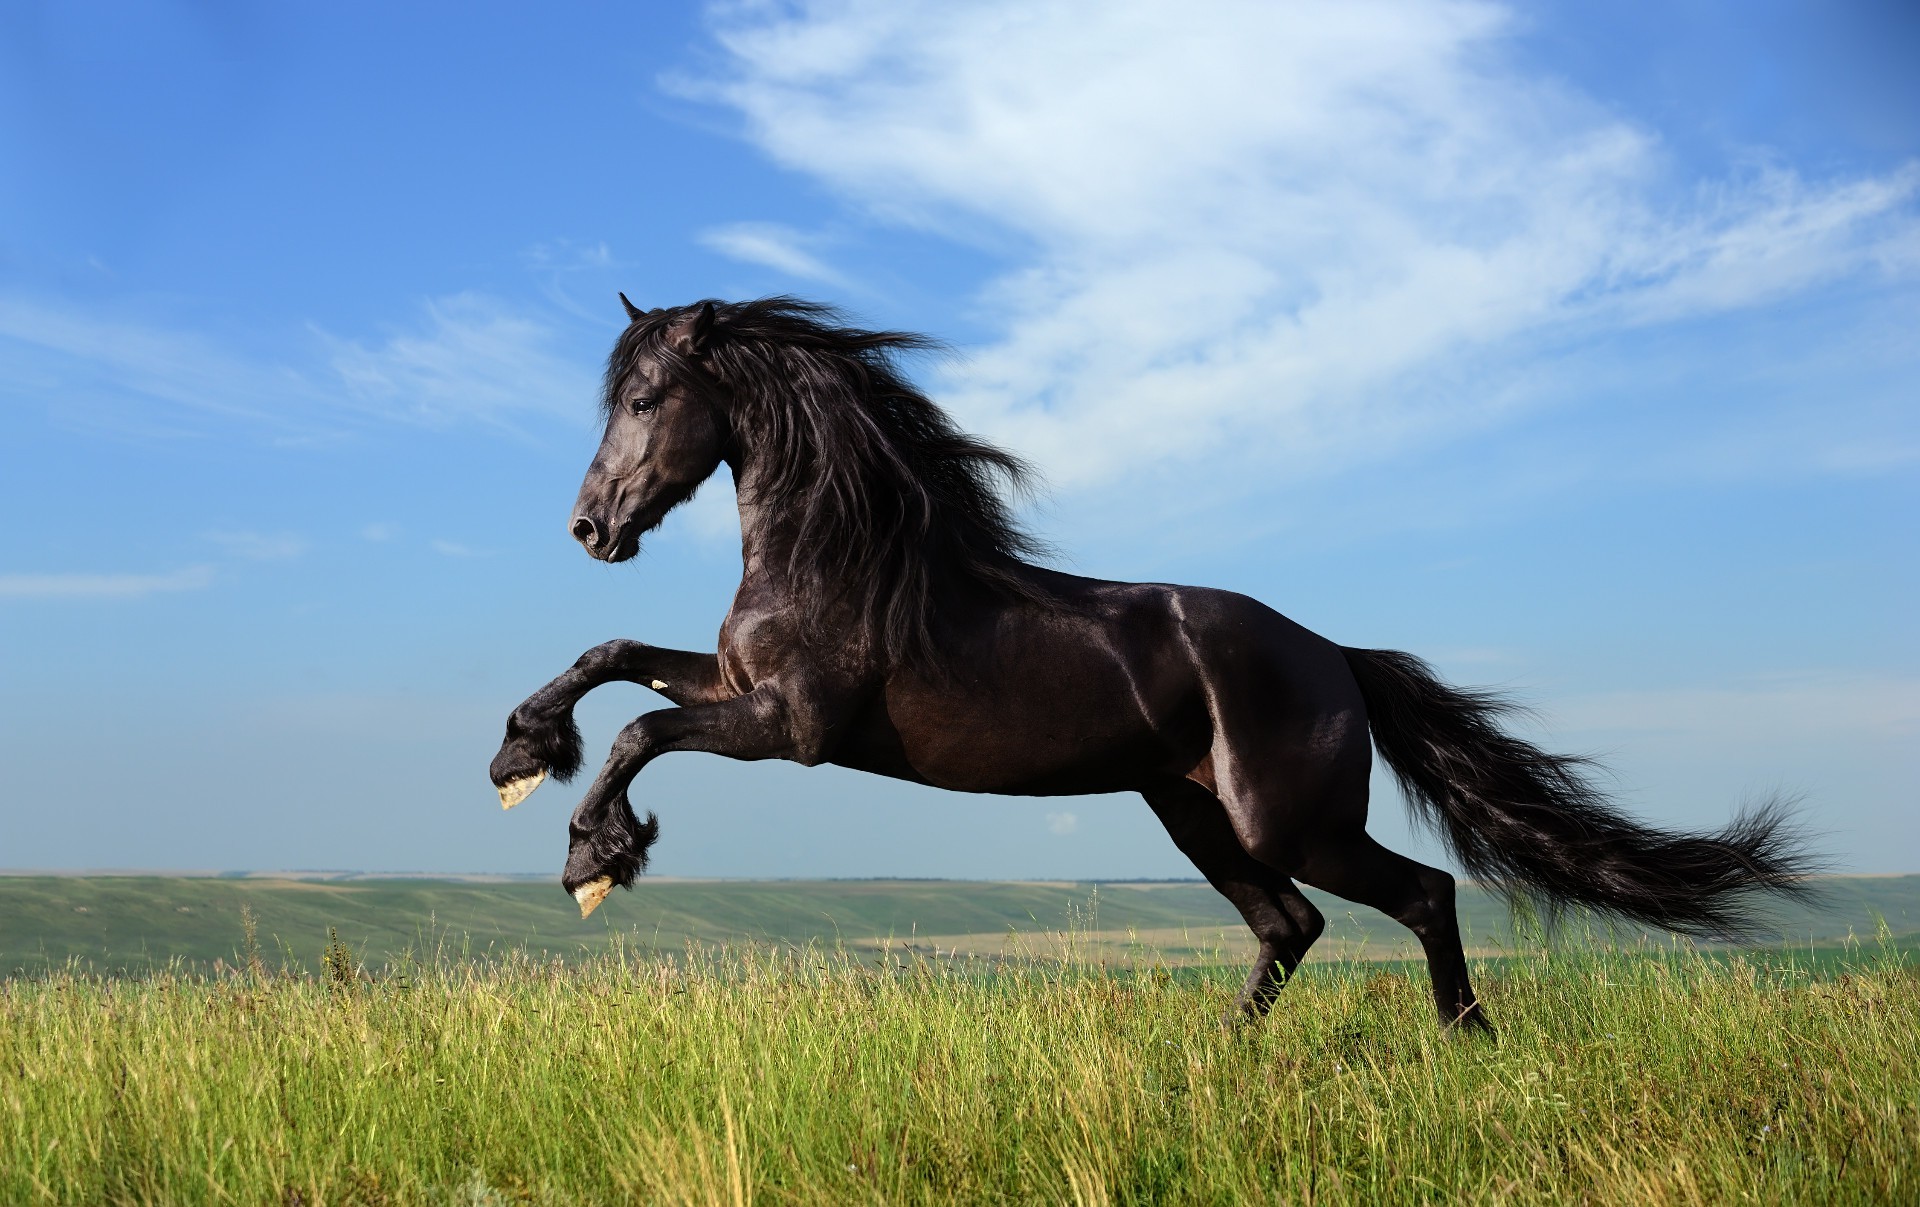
488,296,1812,1032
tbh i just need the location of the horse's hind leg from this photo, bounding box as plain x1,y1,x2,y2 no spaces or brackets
1143,779,1325,1021
1167,600,1489,1033
1294,833,1491,1033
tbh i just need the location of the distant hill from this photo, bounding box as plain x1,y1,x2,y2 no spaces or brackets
3,874,1915,975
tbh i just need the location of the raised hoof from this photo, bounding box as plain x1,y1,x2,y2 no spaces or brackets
573,876,614,919
497,770,546,810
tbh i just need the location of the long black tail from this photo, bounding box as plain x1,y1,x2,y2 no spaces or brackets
1341,646,1817,939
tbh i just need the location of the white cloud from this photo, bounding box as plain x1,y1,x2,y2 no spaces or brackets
0,293,333,436
1046,811,1079,836
524,240,614,272
698,0,1920,486
204,530,307,560
322,292,598,427
700,222,849,285
361,522,400,542
521,239,637,326
0,290,599,437
0,565,214,600
430,539,489,558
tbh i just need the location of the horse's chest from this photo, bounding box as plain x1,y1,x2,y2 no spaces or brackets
715,602,844,694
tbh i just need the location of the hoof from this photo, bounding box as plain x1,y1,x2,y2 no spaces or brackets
1449,1004,1496,1037
497,770,546,810
573,876,614,919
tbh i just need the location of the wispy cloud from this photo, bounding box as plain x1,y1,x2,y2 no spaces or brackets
524,240,614,273
697,0,1920,487
204,530,307,561
1046,811,1079,836
522,239,633,325
322,292,598,428
0,565,214,600
0,294,334,438
699,222,849,285
430,539,489,558
0,290,600,439
361,522,400,543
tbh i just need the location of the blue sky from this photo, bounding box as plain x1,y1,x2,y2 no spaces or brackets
2,0,1914,881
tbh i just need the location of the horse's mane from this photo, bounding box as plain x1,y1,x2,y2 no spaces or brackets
607,297,1055,670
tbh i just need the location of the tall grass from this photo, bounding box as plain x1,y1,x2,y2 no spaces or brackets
3,936,1915,1205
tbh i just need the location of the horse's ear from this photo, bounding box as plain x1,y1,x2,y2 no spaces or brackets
668,301,716,358
619,292,644,322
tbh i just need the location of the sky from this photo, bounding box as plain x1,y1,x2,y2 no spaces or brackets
1,0,1915,883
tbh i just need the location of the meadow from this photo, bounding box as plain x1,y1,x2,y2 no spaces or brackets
4,878,1918,1204
6,874,1918,974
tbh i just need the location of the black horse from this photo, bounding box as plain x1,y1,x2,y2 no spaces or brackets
489,296,1810,1031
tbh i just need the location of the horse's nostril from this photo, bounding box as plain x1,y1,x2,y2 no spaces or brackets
570,516,600,545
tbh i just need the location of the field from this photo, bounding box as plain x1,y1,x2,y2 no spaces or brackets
6,873,1920,974
4,877,1918,1204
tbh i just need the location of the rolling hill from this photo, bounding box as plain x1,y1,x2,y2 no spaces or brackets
4,873,1915,974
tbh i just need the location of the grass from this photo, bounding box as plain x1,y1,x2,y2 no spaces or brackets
5,934,1917,1205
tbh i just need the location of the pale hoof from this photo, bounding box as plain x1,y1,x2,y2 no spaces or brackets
497,770,546,810
574,876,614,919
650,679,669,690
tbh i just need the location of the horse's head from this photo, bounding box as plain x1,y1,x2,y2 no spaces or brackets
570,297,728,562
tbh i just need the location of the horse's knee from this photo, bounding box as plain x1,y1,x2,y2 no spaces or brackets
1249,890,1322,963
1417,866,1457,910
610,715,655,761
576,638,644,672
1396,867,1459,937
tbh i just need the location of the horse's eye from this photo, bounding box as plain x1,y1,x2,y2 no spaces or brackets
628,396,658,416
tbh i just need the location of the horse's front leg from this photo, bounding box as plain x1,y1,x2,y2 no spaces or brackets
488,639,727,808
561,683,829,916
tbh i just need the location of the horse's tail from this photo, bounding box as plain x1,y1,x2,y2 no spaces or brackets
1340,646,1817,938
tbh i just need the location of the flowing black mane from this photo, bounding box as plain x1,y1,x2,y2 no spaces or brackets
606,297,1055,669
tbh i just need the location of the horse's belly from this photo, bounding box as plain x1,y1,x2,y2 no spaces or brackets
920,709,1155,795
832,669,1197,796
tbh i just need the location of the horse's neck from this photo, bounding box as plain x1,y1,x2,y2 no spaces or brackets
727,461,801,591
